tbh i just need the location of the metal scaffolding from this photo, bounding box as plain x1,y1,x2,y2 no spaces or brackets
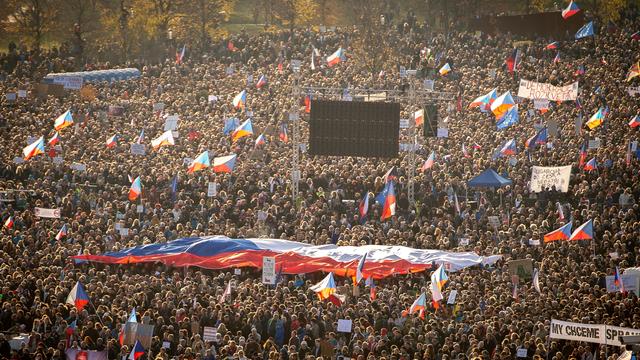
291,80,454,206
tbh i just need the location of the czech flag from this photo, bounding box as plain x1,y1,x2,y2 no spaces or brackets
543,222,572,243
354,252,368,285
469,88,498,111
545,41,559,50
632,31,640,40
578,142,588,167
127,307,137,323
500,139,517,156
22,136,45,161
403,293,427,317
569,219,593,241
462,143,471,158
359,192,369,219
129,176,142,201
327,47,344,67
232,90,247,109
626,62,640,82
365,277,376,300
575,65,585,76
553,52,561,63
614,267,625,293
380,181,396,221
54,110,73,131
136,129,144,144
65,281,90,311
3,216,14,229
106,134,118,148
584,157,597,171
48,132,60,146
188,151,210,173
213,154,237,173
414,109,424,126
629,115,640,128
496,105,519,130
438,63,451,76
129,340,145,360
562,1,580,19
255,134,266,148
176,45,186,64
304,95,311,113
55,224,68,241
118,325,125,346
256,75,267,89
490,91,515,119
231,119,253,142
506,48,521,72
432,264,448,290
279,123,289,143
421,151,436,171
151,130,175,150
586,107,606,129
310,272,337,300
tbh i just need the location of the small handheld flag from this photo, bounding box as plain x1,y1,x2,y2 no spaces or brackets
310,273,337,300
65,281,90,311
3,216,14,229
532,269,541,294
48,132,61,146
129,176,142,201
365,277,376,300
188,151,210,173
553,52,561,63
256,75,267,89
584,157,597,171
129,340,145,360
359,192,369,219
380,182,396,221
279,123,289,143
499,139,517,156
354,252,368,285
231,119,254,142
255,134,266,147
106,134,118,148
213,154,237,173
127,307,137,323
326,47,344,67
414,109,424,126
136,129,145,144
421,151,436,171
403,292,427,317
569,219,593,241
151,130,175,150
438,63,451,76
22,136,45,161
626,62,640,82
55,224,68,241
506,48,521,72
614,267,625,293
54,110,73,131
219,281,232,303
562,1,580,19
232,90,247,109
629,115,640,128
176,45,186,64
543,222,572,243
545,41,559,50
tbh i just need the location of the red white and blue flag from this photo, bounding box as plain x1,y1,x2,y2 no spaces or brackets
3,216,14,229
421,151,436,171
327,47,344,67
562,1,580,19
176,45,186,64
129,176,142,201
56,224,68,241
359,192,369,219
569,219,593,241
129,340,145,360
380,182,396,221
256,75,267,89
213,154,237,173
66,281,90,311
49,132,61,146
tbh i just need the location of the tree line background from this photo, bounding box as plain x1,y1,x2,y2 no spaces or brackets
0,0,637,64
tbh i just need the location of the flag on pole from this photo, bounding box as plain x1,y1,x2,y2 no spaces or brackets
219,281,232,303
106,134,118,148
365,277,376,300
56,224,68,241
151,130,175,150
403,293,427,317
506,48,521,72
65,281,90,311
232,90,247,109
310,273,337,300
176,45,186,64
575,22,595,39
359,192,369,219
545,41,559,50
626,62,640,82
212,154,237,173
543,222,573,243
490,91,515,119
22,136,45,161
354,252,368,285
187,151,210,173
279,123,288,143
438,63,451,76
231,119,254,142
421,151,436,171
569,219,593,240
614,267,625,293
256,75,267,89
380,182,396,221
532,269,541,293
127,308,137,323
48,132,61,146
54,110,73,131
255,134,266,148
327,48,344,67
414,109,424,126
586,107,606,129
556,202,565,221
129,340,145,360
584,157,597,171
136,129,145,144
562,1,580,19
3,216,14,229
628,115,640,128
129,176,142,201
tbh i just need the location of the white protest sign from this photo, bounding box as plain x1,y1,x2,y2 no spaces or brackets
136,205,144,213
130,144,146,156
533,99,550,110
119,228,129,236
627,86,640,97
337,319,353,333
529,165,571,193
447,290,457,304
34,207,61,218
262,256,276,285
588,139,601,150
208,95,218,103
162,341,171,349
459,238,469,246
164,115,179,131
400,119,410,129
529,239,541,246
550,319,640,346
488,216,500,229
53,156,63,165
517,349,528,358
423,80,434,91
13,157,24,164
203,327,217,342
207,182,217,197
18,90,27,98
234,268,242,275
605,274,639,295
52,76,83,90
153,103,165,112
437,128,449,138
517,80,578,101
71,163,87,172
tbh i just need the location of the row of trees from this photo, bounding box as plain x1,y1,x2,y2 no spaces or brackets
0,0,637,63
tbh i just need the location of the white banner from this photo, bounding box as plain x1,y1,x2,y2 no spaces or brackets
605,274,639,295
52,76,83,90
550,319,640,346
262,256,276,284
34,207,61,218
518,80,579,101
530,165,571,193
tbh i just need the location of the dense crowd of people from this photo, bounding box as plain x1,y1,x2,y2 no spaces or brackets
1,5,640,360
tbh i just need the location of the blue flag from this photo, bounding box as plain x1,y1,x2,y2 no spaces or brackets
223,118,240,135
496,105,519,130
171,175,178,201
375,182,391,205
575,22,595,39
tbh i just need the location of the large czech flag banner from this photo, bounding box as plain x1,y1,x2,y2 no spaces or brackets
73,236,501,278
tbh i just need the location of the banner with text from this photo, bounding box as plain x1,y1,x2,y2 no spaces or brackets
530,165,571,193
550,319,640,346
518,80,579,101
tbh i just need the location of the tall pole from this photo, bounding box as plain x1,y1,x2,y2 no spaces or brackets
290,60,301,208
407,74,417,207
